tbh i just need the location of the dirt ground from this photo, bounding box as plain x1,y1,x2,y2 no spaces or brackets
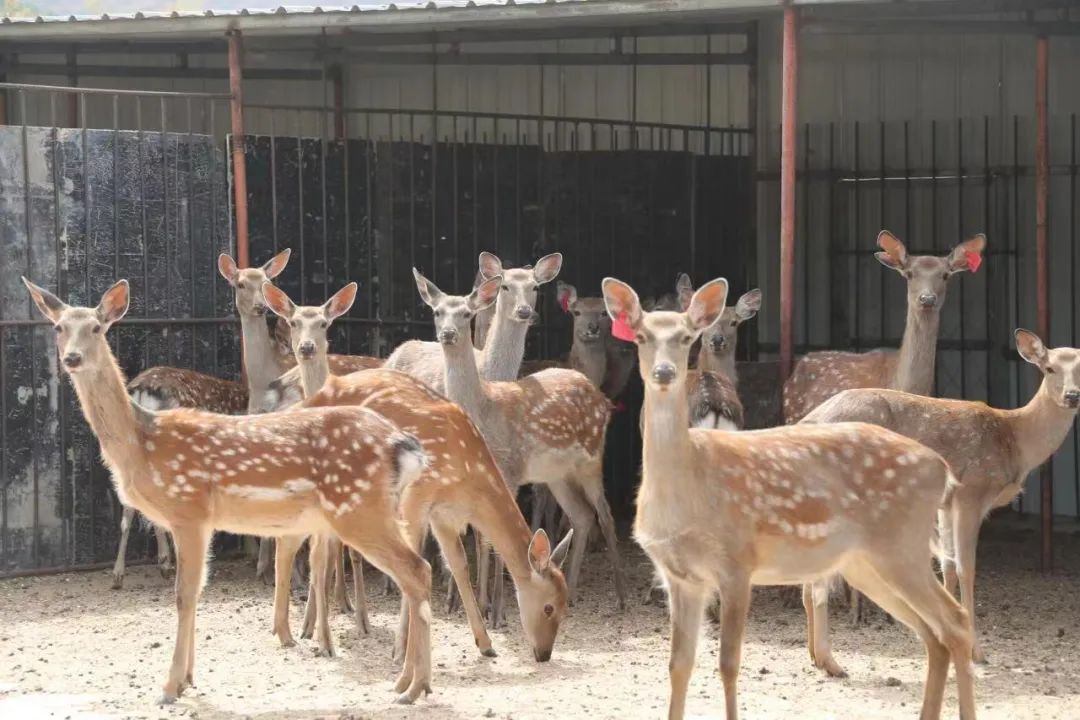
2,519,1079,720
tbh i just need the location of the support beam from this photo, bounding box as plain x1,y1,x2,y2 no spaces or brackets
331,64,345,140
228,30,250,269
66,47,78,128
1035,35,1052,573
779,5,798,381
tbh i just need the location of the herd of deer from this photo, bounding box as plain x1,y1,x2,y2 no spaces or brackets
21,227,1080,720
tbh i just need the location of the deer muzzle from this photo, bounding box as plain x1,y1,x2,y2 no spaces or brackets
438,328,460,346
1065,389,1080,408
298,341,316,359
651,363,677,386
62,352,83,370
917,292,938,309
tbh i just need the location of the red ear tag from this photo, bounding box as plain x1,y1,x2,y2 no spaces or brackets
611,312,636,342
559,295,570,313
965,250,982,273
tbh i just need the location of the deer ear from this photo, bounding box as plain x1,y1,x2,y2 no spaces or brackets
262,282,295,319
1015,328,1049,366
412,268,444,308
601,277,643,328
218,254,239,285
556,281,577,312
735,288,762,322
261,248,291,279
947,234,987,273
686,278,729,332
324,282,357,321
96,280,130,326
876,230,908,271
470,275,502,312
22,277,68,322
532,252,563,285
478,252,503,280
676,274,695,312
528,528,553,573
272,315,292,352
550,529,573,570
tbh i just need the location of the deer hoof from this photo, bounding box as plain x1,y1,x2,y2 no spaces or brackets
111,574,124,590
480,647,497,658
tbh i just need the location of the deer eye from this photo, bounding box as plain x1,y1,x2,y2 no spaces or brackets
54,324,63,333
320,321,328,329
634,334,645,344
532,284,539,291
1046,367,1055,374
681,335,693,345
91,324,102,334
434,309,443,317
573,310,581,317
730,321,738,327
289,320,298,328
501,285,509,292
543,604,554,617
237,282,246,290
942,272,951,280
904,271,913,279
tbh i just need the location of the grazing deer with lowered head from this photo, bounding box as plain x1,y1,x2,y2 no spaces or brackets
783,231,986,424
412,269,627,620
261,282,575,663
603,275,976,720
24,277,434,705
112,367,248,589
799,328,1079,676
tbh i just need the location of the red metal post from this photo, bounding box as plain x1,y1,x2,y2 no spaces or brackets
779,5,799,381
1035,35,1052,572
228,30,250,269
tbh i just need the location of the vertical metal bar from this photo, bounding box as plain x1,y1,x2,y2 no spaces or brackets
630,35,639,151
320,81,329,302
515,118,522,264
332,64,345,141
779,6,798,380
227,30,250,268
269,109,279,254
452,116,459,292
1071,114,1078,517
930,119,939,395
50,90,69,563
802,122,810,351
983,116,990,407
1035,36,1052,571
853,122,861,352
137,97,150,377
80,91,91,559
209,99,220,378
297,108,305,303
1013,115,1022,514
746,21,759,354
66,48,78,129
365,113,374,339
688,128,696,277
343,111,352,350
409,114,416,279
879,121,886,348
161,97,170,362
432,60,439,281
188,97,196,367
20,90,41,567
958,117,966,398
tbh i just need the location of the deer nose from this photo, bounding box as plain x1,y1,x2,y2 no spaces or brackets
62,352,82,369
710,336,727,351
252,302,268,315
652,363,676,386
298,341,316,358
533,647,552,663
918,293,938,308
1065,389,1080,408
438,328,459,345
586,322,600,335
515,305,534,321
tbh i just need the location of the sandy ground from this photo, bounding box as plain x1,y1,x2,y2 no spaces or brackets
2,520,1079,720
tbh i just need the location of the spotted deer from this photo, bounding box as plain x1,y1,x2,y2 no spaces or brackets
799,328,1079,676
112,367,248,589
412,269,627,620
218,250,379,595
783,231,986,424
603,275,976,720
260,282,575,663
24,277,434,705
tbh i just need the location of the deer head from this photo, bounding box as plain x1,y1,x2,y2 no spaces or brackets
477,251,562,324
516,528,573,662
699,288,761,359
262,282,357,362
1016,329,1080,410
24,277,129,374
874,231,985,312
413,269,502,347
602,276,729,392
218,248,291,319
556,281,611,344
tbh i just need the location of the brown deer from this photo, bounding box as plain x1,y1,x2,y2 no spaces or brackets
602,275,976,720
23,277,434,705
261,280,575,664
112,368,247,589
800,328,1079,676
412,269,627,621
783,231,986,424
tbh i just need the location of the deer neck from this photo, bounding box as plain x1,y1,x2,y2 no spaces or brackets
640,378,694,482
465,471,536,581
443,337,492,418
240,313,288,403
891,305,941,395
569,339,608,387
298,355,330,399
1008,382,1079,475
479,301,529,381
698,349,736,384
69,352,145,472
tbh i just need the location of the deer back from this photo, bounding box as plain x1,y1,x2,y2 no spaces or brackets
128,367,248,414
782,350,895,424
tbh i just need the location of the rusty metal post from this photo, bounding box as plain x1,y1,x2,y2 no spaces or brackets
331,64,345,140
1035,35,1053,572
779,5,799,380
228,29,250,268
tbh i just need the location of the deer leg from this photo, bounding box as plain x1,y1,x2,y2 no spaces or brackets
489,555,508,629
309,534,335,658
665,578,707,720
530,486,548,532
953,506,985,664
160,524,211,704
545,480,596,606
155,525,174,578
938,507,959,596
273,534,304,648
476,531,491,615
331,536,353,614
803,578,846,677
588,482,627,610
111,506,135,590
717,576,752,720
393,507,430,666
432,520,496,657
256,537,274,584
349,549,370,635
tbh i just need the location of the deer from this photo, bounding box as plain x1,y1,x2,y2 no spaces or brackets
798,328,1080,677
23,277,435,705
217,249,380,602
602,275,977,720
411,269,628,622
259,281,576,665
783,231,986,424
111,368,248,589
